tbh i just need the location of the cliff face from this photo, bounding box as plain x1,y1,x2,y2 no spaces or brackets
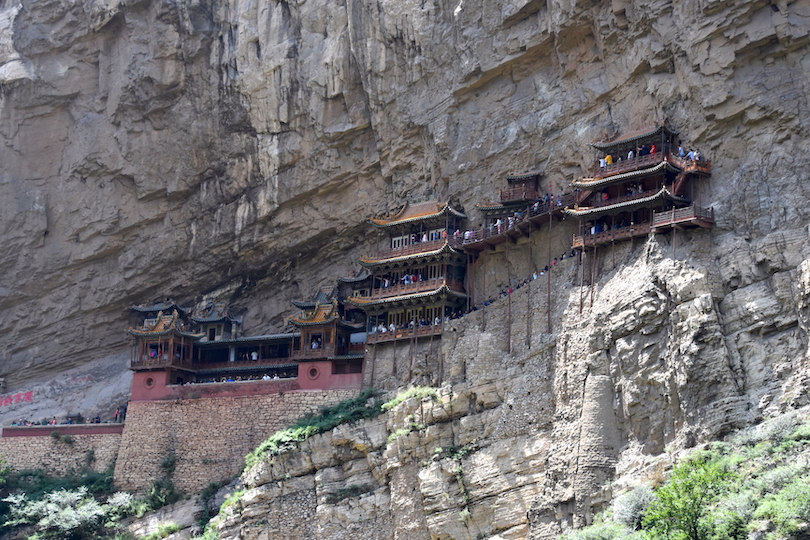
2,0,807,387
2,0,810,536
214,244,810,540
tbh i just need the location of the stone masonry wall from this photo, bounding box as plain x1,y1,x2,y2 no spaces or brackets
114,389,359,494
0,434,121,475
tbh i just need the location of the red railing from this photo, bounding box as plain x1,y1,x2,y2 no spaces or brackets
500,186,538,203
367,324,443,344
370,278,465,299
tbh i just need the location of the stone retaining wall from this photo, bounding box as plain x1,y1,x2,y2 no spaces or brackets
113,389,359,494
0,433,121,475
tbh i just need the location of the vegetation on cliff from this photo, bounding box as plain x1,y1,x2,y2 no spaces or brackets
0,456,185,540
562,413,810,540
244,388,384,470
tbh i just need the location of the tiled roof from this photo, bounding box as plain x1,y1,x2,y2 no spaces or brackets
590,125,679,151
563,188,686,218
370,201,465,228
572,160,676,189
127,310,204,339
289,301,340,326
132,300,190,315
346,285,467,308
190,302,242,324
358,241,464,267
506,170,543,181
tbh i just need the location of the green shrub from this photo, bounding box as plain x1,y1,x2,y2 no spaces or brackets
141,522,182,540
643,452,736,540
244,389,382,470
752,476,810,538
381,386,438,411
558,519,634,540
613,484,655,530
2,486,119,539
219,489,245,513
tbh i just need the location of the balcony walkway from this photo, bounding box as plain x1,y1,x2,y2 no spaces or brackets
571,205,714,248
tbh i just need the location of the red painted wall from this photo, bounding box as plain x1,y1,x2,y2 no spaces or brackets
131,371,172,401
297,361,364,390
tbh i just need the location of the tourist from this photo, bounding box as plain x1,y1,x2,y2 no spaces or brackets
599,157,607,168
628,149,635,160
650,143,658,154
605,154,613,165
678,145,685,158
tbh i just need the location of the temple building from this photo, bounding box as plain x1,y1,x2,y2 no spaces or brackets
347,200,468,343
288,287,366,389
127,302,204,393
191,302,242,342
564,124,714,248
465,170,576,252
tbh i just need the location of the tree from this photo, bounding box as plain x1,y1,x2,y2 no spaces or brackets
643,453,736,540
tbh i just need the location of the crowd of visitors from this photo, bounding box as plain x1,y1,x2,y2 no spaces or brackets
9,404,128,427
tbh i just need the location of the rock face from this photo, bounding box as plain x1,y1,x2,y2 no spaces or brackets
219,242,810,540
1,0,810,537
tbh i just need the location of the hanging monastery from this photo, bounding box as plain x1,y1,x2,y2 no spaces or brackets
0,123,714,493
122,123,712,399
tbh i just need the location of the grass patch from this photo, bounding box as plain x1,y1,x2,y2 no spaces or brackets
381,386,439,411
244,388,383,470
142,522,182,540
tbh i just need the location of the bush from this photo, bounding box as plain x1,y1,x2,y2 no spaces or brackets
141,522,182,540
244,389,382,470
2,486,125,540
381,386,438,411
613,484,655,530
752,476,810,538
643,452,736,540
559,519,635,540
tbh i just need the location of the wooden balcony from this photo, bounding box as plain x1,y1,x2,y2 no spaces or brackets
131,355,194,371
362,238,465,263
367,324,443,344
571,205,715,248
591,153,664,178
572,223,652,248
370,277,465,299
500,186,538,203
461,193,577,252
652,205,715,230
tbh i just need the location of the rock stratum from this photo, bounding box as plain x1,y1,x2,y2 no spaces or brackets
1,0,810,537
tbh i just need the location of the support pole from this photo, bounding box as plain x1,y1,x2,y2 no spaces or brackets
507,284,512,354
547,211,552,333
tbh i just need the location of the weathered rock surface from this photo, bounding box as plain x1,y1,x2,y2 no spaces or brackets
2,0,810,538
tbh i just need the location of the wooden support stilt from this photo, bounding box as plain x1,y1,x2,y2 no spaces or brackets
547,211,552,333
507,285,512,354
